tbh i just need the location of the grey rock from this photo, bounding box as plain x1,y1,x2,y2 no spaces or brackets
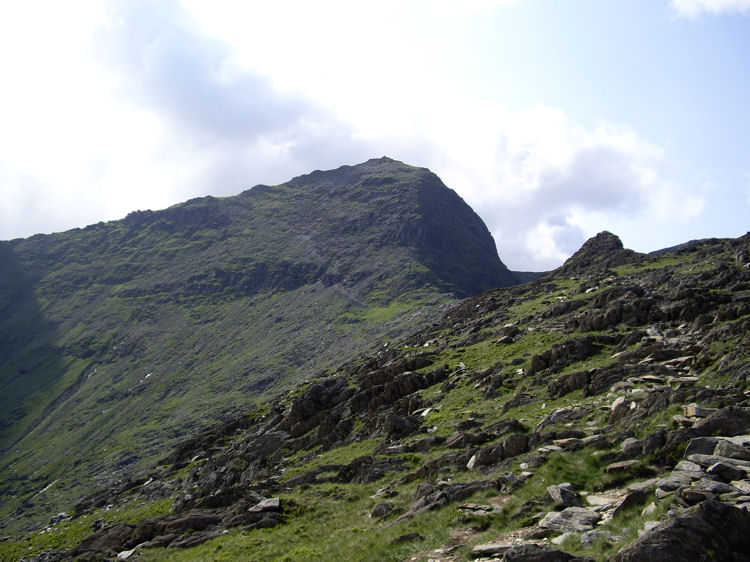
684,437,720,456
396,480,494,522
707,461,746,482
692,406,750,438
612,490,650,518
656,472,696,491
370,502,395,519
714,440,750,461
675,486,716,506
683,403,716,418
730,480,750,493
613,500,750,561
641,430,667,455
687,453,750,470
503,432,530,458
693,478,739,495
49,512,70,525
247,497,280,513
547,483,582,507
539,507,601,533
472,542,512,557
673,460,703,473
581,529,613,546
627,478,659,493
606,460,640,473
382,414,419,438
641,502,657,516
391,532,423,544
168,528,226,548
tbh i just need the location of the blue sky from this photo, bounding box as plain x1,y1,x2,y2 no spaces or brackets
0,0,748,270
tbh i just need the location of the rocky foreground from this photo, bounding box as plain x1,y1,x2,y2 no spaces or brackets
9,231,750,561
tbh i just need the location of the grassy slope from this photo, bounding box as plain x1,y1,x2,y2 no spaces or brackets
7,236,748,560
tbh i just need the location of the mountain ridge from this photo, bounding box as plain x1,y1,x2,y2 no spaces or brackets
4,229,749,561
0,157,525,536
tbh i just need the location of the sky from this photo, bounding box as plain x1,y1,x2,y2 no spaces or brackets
0,0,748,271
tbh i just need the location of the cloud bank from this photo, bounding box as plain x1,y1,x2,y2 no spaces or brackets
98,0,369,190
0,0,723,273
392,103,696,271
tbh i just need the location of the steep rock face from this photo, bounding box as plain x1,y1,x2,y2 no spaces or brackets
273,156,516,296
0,158,516,531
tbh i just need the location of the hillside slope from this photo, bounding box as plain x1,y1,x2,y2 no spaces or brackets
0,157,519,533
6,230,749,561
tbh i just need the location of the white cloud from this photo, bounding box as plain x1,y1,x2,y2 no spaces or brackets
670,0,750,18
0,0,370,240
431,0,518,17
0,0,713,274
372,98,679,271
650,184,706,221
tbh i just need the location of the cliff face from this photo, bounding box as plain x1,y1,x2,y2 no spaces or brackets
0,157,517,533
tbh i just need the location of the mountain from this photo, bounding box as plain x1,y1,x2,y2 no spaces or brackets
0,157,523,534
4,230,749,561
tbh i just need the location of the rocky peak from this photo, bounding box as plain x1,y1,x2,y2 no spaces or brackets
264,157,519,296
555,231,640,277
578,231,624,252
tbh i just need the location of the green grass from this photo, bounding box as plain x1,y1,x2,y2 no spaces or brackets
280,438,383,480
136,483,459,562
0,498,173,561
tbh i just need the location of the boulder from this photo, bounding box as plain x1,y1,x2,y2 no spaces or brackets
656,472,697,492
581,529,613,547
169,528,226,548
687,453,750,470
707,461,746,482
548,371,590,399
74,524,136,555
247,497,280,513
382,414,419,438
539,507,601,533
612,490,650,518
503,433,530,458
613,500,750,561
693,406,750,437
605,460,640,473
396,480,495,522
675,486,716,507
370,502,395,519
547,483,582,507
685,437,720,456
683,403,716,418
693,478,738,495
714,440,750,461
391,532,423,544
